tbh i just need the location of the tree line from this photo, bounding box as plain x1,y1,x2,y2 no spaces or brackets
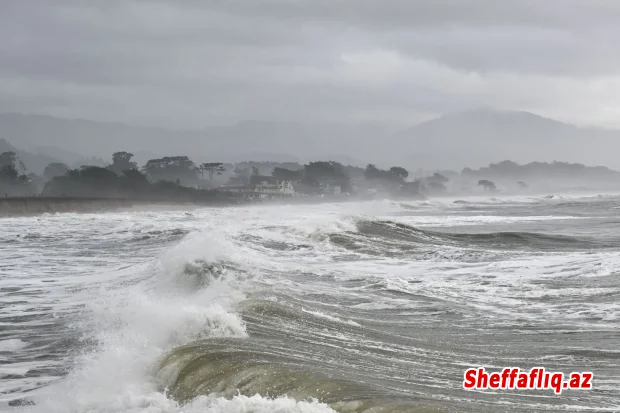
1,150,446,199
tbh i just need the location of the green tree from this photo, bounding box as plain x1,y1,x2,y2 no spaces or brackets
272,167,301,181
0,164,18,181
364,164,408,183
43,166,120,197
364,164,380,180
43,162,70,180
109,152,138,175
389,166,409,181
0,151,34,196
303,161,350,192
0,151,26,173
143,156,199,185
79,166,119,182
119,169,150,192
199,162,226,181
227,167,250,186
422,173,449,193
478,179,496,191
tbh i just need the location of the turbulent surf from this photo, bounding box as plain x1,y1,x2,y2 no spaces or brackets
1,195,619,412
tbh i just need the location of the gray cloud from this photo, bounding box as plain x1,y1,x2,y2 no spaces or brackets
2,0,620,128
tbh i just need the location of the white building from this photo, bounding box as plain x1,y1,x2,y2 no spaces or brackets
255,180,295,195
221,177,296,197
321,182,341,195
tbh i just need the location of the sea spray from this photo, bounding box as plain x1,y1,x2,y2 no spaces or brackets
24,231,249,412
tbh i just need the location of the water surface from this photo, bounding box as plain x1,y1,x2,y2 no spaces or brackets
1,194,619,412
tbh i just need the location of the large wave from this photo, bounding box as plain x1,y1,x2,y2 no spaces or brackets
16,230,252,412
328,219,616,254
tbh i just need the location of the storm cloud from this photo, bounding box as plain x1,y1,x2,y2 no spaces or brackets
2,0,620,128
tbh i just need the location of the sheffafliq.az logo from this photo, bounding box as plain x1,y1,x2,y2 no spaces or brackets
463,367,593,395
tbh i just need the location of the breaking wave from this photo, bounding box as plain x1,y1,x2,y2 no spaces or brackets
156,342,440,413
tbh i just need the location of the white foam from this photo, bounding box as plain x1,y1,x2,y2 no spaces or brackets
387,214,590,228
180,394,337,413
25,231,249,413
0,339,27,352
302,308,361,327
28,393,337,413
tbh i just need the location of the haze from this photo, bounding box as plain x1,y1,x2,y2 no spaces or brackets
2,1,620,171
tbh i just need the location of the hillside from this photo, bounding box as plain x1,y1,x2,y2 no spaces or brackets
0,138,59,175
0,114,380,166
3,110,620,173
392,109,620,170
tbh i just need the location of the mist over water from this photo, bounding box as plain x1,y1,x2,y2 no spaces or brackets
1,195,619,412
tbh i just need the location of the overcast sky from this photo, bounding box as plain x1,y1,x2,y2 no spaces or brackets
2,0,620,129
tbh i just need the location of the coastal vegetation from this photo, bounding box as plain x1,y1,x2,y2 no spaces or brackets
22,151,419,202
3,147,620,204
478,179,497,191
3,151,418,202
0,151,36,197
462,160,619,181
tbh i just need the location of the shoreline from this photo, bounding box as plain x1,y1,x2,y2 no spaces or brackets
0,197,136,218
3,188,614,218
0,196,256,218
0,194,402,218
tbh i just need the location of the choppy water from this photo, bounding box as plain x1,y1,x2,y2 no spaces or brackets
1,194,619,412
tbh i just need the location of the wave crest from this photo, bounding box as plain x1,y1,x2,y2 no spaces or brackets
326,219,609,253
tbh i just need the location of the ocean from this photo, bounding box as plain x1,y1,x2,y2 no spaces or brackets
1,194,619,412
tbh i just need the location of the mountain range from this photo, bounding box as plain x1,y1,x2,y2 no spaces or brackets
394,110,620,170
2,109,620,174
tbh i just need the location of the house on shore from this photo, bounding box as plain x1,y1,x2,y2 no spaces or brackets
251,176,296,195
219,175,296,199
320,182,342,195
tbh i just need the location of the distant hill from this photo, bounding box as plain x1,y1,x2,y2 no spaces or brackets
3,110,620,172
0,138,59,175
0,114,380,166
0,138,17,154
461,159,620,187
392,109,620,170
0,114,200,162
